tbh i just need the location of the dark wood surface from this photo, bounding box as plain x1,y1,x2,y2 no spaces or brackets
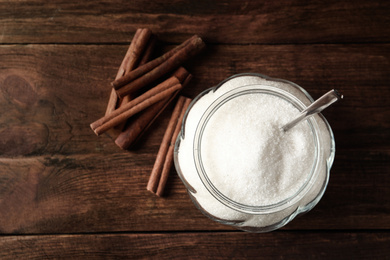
0,0,389,259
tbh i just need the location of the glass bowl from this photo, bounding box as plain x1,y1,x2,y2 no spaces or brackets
174,73,335,232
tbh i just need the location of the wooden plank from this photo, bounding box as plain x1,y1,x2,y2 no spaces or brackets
0,0,389,44
0,232,389,259
0,149,388,234
0,44,389,157
287,150,390,230
0,44,389,233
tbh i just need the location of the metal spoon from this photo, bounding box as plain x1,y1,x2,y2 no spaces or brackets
282,89,343,132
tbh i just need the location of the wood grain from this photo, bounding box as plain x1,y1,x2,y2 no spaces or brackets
1,0,390,257
0,44,389,156
0,232,389,259
0,0,389,44
0,43,389,234
0,149,388,234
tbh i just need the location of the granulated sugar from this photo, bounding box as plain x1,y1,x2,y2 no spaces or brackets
176,74,331,229
200,93,315,206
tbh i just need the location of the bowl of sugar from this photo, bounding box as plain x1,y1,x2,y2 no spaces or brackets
174,73,335,232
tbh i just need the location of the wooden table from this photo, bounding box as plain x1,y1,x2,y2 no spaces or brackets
1,1,389,259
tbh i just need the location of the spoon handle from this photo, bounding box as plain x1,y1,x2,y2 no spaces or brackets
282,89,343,132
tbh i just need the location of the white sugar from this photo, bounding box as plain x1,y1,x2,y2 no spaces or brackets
176,75,331,229
201,92,315,206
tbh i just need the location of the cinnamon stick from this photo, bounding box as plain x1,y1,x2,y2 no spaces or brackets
90,76,182,135
105,89,119,116
119,34,157,107
138,35,157,67
115,96,173,149
147,96,192,196
146,96,186,194
115,35,205,98
105,28,152,116
112,35,197,90
181,73,193,88
156,98,191,196
118,28,152,77
115,34,157,130
171,67,190,84
115,68,191,149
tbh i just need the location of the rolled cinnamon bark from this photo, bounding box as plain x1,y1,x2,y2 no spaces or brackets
90,76,182,135
111,35,198,89
155,97,192,197
115,35,205,98
115,68,191,149
105,28,152,115
115,34,157,130
147,96,192,196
